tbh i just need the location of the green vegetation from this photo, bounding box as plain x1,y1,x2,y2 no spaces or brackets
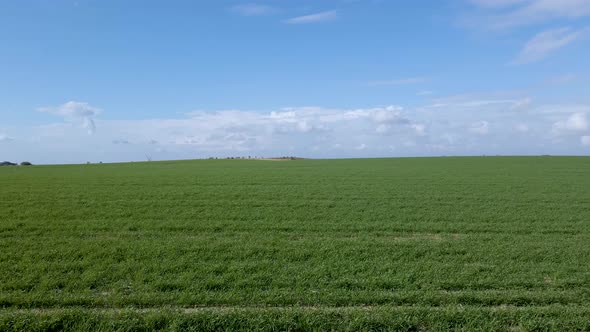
1,157,590,331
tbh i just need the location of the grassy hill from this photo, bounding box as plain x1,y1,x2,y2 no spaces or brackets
1,157,590,331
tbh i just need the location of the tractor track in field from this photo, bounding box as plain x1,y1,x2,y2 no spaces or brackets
2,304,588,314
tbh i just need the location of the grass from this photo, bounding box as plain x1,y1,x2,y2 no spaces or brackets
1,156,590,330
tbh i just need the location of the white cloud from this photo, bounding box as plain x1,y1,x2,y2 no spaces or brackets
0,134,13,142
469,121,490,135
581,136,590,146
513,27,588,64
230,3,277,16
511,97,532,110
417,90,434,96
38,101,101,135
428,96,531,109
38,101,101,118
285,10,337,24
275,105,409,126
6,99,590,164
20,104,436,162
515,123,530,132
375,124,391,134
412,124,427,136
82,117,96,135
98,105,419,154
553,112,588,132
368,77,427,86
537,104,590,115
371,106,407,123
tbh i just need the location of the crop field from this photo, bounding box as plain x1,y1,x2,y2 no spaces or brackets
1,156,590,331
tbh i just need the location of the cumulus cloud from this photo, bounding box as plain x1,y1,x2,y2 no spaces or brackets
375,124,391,134
553,112,588,132
515,123,530,132
271,105,409,127
66,105,424,159
0,134,13,142
513,27,588,64
230,3,277,16
285,10,337,24
38,101,101,134
38,101,100,118
469,121,490,135
7,99,590,164
411,124,427,136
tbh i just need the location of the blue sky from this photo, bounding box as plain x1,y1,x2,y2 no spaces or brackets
1,0,590,163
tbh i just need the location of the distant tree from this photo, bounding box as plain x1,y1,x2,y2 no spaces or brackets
20,161,32,166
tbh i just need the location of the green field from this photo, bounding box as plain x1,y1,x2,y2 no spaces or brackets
1,157,590,331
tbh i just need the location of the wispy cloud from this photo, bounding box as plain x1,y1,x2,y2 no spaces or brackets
0,134,13,142
513,27,588,64
285,10,337,24
510,97,533,110
428,96,532,110
367,77,427,86
467,0,590,29
230,3,277,16
545,73,576,85
417,90,434,96
38,101,101,135
468,0,529,8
